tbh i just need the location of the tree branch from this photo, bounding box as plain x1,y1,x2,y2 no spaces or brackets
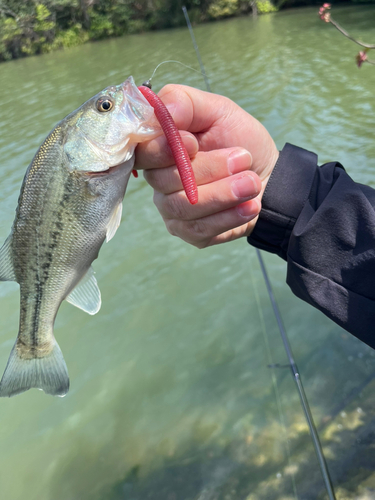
0,4,18,20
329,17,375,50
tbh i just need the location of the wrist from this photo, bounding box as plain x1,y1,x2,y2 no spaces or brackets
259,148,280,201
248,143,318,259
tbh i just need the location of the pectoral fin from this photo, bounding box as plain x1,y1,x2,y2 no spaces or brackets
0,235,16,282
66,266,101,315
106,202,122,242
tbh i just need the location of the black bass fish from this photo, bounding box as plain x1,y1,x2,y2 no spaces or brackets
0,76,160,397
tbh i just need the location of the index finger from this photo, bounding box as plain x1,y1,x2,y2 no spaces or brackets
157,85,257,154
135,131,198,170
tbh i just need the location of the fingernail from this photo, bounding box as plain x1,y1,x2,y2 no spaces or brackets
236,200,260,218
228,150,252,175
231,173,257,199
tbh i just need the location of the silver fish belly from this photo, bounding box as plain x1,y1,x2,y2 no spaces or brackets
0,77,159,397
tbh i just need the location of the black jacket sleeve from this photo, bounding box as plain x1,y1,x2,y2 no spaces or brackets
248,143,375,349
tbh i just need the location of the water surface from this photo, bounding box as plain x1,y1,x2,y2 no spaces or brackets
0,5,375,499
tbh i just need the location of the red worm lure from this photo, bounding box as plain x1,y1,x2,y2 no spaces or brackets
137,83,198,205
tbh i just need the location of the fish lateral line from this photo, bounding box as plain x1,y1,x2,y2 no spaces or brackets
137,84,198,205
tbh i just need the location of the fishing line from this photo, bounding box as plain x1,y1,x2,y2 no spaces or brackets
181,5,337,499
147,60,206,87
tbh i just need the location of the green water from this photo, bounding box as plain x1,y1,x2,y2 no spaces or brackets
0,5,375,499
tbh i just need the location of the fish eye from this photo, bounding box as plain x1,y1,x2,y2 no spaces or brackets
96,97,114,112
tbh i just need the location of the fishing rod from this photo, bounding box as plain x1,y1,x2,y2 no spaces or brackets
181,6,337,500
182,6,211,92
256,250,336,499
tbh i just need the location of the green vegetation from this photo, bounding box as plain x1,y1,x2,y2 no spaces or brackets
255,0,277,14
0,0,372,62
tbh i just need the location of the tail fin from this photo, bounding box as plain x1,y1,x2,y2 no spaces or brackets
0,340,69,397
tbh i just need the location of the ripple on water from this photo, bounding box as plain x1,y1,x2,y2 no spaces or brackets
0,6,375,500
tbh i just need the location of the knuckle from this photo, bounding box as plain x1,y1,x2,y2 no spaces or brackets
185,218,208,240
195,239,210,249
153,190,163,210
144,169,165,192
162,194,188,220
151,167,178,193
164,218,178,237
143,169,154,187
164,218,210,249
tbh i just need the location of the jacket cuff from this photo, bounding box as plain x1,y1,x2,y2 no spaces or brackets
248,143,318,260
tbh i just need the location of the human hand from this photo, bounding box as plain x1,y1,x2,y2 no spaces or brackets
135,85,279,248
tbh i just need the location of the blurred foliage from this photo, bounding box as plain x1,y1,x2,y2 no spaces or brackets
0,0,373,61
256,0,277,13
207,0,240,18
